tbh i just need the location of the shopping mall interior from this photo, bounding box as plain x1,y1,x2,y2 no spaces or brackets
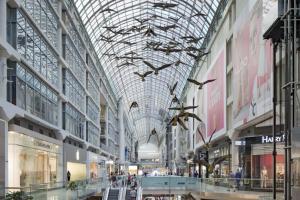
0,0,299,199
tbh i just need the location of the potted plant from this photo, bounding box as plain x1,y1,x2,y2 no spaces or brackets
67,181,78,191
5,191,33,200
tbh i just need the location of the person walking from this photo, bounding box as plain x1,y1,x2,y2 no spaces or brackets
235,169,242,190
67,171,71,182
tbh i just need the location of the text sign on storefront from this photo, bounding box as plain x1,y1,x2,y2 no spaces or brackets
261,135,285,143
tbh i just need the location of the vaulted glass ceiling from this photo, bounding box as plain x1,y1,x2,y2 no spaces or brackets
74,0,221,144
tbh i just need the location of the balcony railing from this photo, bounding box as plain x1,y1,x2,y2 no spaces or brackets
138,176,284,199
1,178,109,200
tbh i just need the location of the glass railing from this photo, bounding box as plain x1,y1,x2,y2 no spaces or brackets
138,176,284,199
2,177,109,200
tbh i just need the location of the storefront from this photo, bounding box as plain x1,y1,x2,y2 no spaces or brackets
237,133,285,189
196,137,231,178
64,143,87,181
87,151,99,179
208,140,231,177
128,165,138,175
8,129,63,188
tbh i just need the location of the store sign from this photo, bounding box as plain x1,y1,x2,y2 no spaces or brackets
34,140,51,149
76,150,80,160
261,135,285,143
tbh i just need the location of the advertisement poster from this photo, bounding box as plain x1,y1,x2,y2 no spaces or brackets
232,0,275,127
196,88,206,144
206,50,225,138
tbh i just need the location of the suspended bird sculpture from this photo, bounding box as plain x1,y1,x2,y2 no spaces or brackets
133,71,153,82
124,51,138,56
143,61,173,75
116,62,136,68
169,16,183,23
167,81,178,96
187,51,210,60
169,115,188,130
153,46,182,55
191,12,207,18
117,55,143,62
99,8,117,13
144,41,162,49
117,41,137,46
185,46,206,53
103,25,118,31
129,101,139,113
103,53,116,57
171,95,180,104
128,25,147,33
169,103,198,114
153,2,178,10
168,41,182,48
178,112,202,122
197,128,217,150
181,192,196,200
98,35,114,42
187,78,216,90
143,27,157,37
135,18,150,25
174,59,188,67
147,128,159,143
196,128,229,174
181,36,204,44
155,24,178,32
109,29,130,36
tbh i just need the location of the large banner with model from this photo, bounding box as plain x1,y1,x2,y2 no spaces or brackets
195,49,225,143
232,0,277,127
206,50,226,138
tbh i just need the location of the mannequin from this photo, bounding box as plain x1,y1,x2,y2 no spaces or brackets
261,166,268,188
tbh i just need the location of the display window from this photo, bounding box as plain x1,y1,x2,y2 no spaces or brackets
8,131,62,188
89,162,98,179
67,162,87,181
251,143,284,189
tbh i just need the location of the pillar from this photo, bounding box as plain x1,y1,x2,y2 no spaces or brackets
0,0,7,102
0,119,8,196
118,99,125,164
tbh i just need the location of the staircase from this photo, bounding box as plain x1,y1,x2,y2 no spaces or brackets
125,189,131,200
107,189,119,200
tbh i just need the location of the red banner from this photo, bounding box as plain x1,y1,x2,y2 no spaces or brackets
206,50,225,137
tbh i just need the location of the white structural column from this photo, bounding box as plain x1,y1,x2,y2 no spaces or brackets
57,0,63,130
0,0,8,192
118,99,125,164
0,0,7,102
230,131,240,172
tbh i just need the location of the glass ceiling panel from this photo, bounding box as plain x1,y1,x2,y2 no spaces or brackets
74,0,221,144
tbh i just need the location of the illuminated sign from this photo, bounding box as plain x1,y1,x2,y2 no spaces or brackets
261,135,285,143
76,150,80,160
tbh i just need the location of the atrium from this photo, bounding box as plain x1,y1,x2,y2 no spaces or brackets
0,0,299,199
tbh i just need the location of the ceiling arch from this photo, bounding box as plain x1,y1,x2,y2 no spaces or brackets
74,0,221,145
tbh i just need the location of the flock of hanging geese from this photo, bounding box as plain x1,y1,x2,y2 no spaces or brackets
100,2,216,144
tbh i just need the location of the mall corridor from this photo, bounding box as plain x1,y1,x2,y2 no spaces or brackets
0,0,299,199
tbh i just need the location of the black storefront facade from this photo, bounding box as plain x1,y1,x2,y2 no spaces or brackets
236,124,285,190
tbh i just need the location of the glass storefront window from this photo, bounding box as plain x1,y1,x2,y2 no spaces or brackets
8,132,62,188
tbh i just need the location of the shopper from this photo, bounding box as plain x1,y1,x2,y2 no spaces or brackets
235,169,242,190
67,171,71,182
127,173,132,186
194,170,199,178
130,188,137,200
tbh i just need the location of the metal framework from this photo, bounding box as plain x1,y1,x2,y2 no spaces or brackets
74,0,221,143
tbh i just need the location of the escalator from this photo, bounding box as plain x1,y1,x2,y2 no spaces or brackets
125,189,131,200
107,188,120,200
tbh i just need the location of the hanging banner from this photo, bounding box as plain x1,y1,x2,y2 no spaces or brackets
232,0,276,127
206,50,225,138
